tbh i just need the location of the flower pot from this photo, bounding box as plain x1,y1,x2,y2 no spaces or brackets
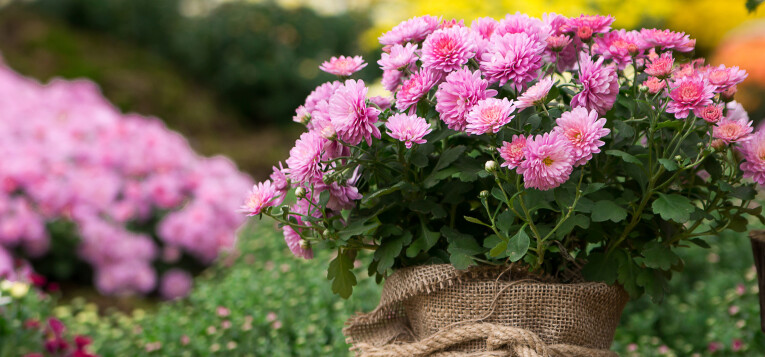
344,264,628,357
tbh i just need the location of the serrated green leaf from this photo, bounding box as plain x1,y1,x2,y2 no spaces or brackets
555,214,590,238
338,218,380,240
657,158,678,171
642,242,680,270
374,233,410,274
495,210,515,235
450,252,475,270
327,250,357,298
583,183,605,196
434,145,467,172
506,228,530,262
581,252,618,284
406,221,440,257
616,251,641,298
319,190,331,208
362,182,406,204
606,149,643,166
591,200,628,222
731,185,757,201
652,193,694,223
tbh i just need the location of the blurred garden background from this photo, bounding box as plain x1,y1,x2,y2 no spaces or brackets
2,0,765,355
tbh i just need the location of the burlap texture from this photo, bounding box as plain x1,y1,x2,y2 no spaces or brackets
344,264,629,356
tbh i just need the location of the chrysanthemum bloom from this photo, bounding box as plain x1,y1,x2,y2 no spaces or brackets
465,98,516,135
516,77,554,110
713,117,753,144
704,64,748,92
379,15,441,48
496,12,552,42
543,12,568,36
722,85,737,101
286,131,325,184
471,17,499,57
498,135,527,169
440,19,465,29
240,181,283,216
571,54,619,115
293,106,310,124
699,104,723,123
319,56,367,77
740,131,765,185
314,169,363,211
329,79,381,146
396,68,442,112
435,68,497,131
304,81,341,113
517,132,574,190
282,225,313,260
369,96,393,111
553,107,610,166
666,75,714,119
159,269,193,300
546,35,572,52
377,43,419,71
480,32,546,90
644,52,674,79
385,113,432,148
420,26,476,72
644,77,667,94
382,69,405,93
640,29,695,52
269,162,289,196
564,14,615,40
593,30,647,68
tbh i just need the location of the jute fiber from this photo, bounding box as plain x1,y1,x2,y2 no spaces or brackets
344,264,629,356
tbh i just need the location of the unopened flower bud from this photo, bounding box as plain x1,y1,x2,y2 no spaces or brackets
322,173,334,184
711,139,727,151
556,103,566,111
721,86,737,102
485,160,497,173
674,155,682,161
479,190,490,199
295,187,306,199
639,85,648,93
322,229,331,238
696,142,704,148
299,239,310,249
576,26,593,41
627,43,640,56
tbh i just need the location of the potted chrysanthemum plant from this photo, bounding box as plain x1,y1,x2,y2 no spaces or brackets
242,12,762,355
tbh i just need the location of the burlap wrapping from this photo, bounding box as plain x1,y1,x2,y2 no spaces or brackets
344,264,629,356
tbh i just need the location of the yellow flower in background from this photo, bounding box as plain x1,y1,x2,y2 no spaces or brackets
9,282,29,298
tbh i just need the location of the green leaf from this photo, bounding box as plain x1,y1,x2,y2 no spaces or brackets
409,200,447,218
703,157,723,181
657,158,678,171
449,252,475,270
636,269,668,303
555,214,590,238
434,145,467,172
319,190,331,208
464,216,490,227
338,218,380,240
506,228,530,262
642,242,680,270
362,182,406,204
327,250,357,298
616,252,641,298
442,227,484,255
652,193,694,223
606,149,643,166
581,252,618,284
406,221,441,257
731,186,757,201
488,240,508,258
411,150,429,168
688,238,711,249
374,233,410,274
583,183,605,196
656,120,683,130
591,200,628,223
495,210,515,235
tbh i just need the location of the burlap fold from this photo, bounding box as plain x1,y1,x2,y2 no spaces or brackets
344,264,629,356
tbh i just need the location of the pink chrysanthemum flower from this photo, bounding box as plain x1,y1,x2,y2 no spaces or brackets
329,79,381,146
435,68,497,131
564,14,615,40
421,26,476,72
699,104,723,123
369,96,393,111
571,54,619,115
304,81,341,113
543,12,568,36
713,117,753,144
498,135,527,169
270,162,289,195
546,35,572,51
440,19,465,29
465,97,516,135
517,132,574,190
593,30,646,68
644,77,666,94
553,107,610,166
645,52,675,79
286,131,326,184
385,113,432,148
396,68,442,112
704,64,748,92
282,225,313,260
379,15,441,47
640,29,695,52
319,55,367,77
496,12,552,42
516,77,554,110
241,181,283,216
480,32,546,90
293,105,310,124
382,69,405,93
666,75,715,119
740,131,765,185
378,43,419,71
471,17,499,57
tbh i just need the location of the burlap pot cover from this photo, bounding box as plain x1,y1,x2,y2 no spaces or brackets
344,264,629,357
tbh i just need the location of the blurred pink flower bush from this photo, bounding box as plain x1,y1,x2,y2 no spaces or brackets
0,62,252,297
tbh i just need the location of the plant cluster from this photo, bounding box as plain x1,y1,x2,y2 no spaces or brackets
244,12,764,301
0,62,252,297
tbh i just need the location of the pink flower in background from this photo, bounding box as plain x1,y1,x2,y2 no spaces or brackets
159,269,193,300
713,117,753,144
378,43,419,71
641,29,695,52
435,68,497,131
699,104,723,123
546,34,572,51
480,32,546,90
645,52,675,79
593,30,646,67
241,181,283,216
421,26,476,72
286,131,326,184
319,55,367,77
465,98,516,135
329,79,381,146
554,107,610,166
516,77,554,110
517,132,574,190
496,12,552,42
385,113,432,148
379,15,441,47
395,68,441,112
732,339,744,352
498,135,527,169
644,76,666,94
564,14,615,40
666,75,714,119
369,96,393,111
571,54,619,115
703,64,748,92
